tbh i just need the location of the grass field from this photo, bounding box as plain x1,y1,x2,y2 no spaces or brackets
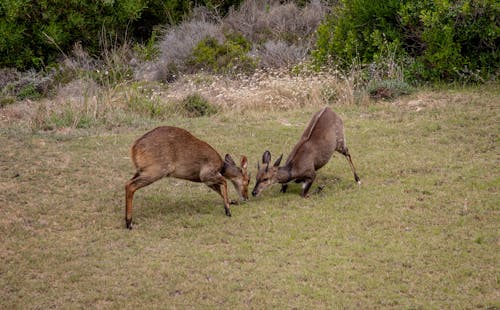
1,86,498,308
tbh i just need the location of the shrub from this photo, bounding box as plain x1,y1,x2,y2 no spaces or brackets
0,0,192,69
367,79,413,100
313,0,499,82
224,0,327,46
188,33,256,74
0,68,56,100
152,17,224,81
180,93,218,117
255,40,308,68
224,0,327,67
313,0,403,69
399,0,499,81
146,0,330,79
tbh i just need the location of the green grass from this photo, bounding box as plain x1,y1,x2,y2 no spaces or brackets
0,86,498,308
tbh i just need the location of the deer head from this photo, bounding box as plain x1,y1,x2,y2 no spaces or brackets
251,150,283,197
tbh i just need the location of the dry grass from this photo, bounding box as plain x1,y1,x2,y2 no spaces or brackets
0,69,370,132
0,83,498,308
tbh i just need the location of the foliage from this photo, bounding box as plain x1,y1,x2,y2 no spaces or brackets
399,0,499,81
313,0,499,82
0,0,194,69
188,33,256,74
180,93,218,117
314,0,403,68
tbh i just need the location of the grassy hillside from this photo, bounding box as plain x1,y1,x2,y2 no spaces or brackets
0,86,498,308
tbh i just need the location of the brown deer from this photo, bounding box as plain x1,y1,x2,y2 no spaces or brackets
125,126,249,229
252,107,360,198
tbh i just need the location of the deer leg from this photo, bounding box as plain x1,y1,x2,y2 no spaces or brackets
280,183,288,193
339,147,361,184
207,183,232,216
300,173,316,198
203,171,232,217
125,170,162,229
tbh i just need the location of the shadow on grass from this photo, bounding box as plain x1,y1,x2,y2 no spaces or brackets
132,190,235,221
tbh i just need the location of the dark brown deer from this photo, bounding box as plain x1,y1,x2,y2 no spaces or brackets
125,126,249,229
252,107,360,198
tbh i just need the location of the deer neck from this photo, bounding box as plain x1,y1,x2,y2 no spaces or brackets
277,166,293,183
221,162,239,178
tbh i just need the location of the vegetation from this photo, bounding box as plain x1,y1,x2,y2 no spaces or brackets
1,1,499,307
188,34,255,74
1,0,498,86
0,0,243,69
314,0,499,82
1,87,498,308
180,93,218,117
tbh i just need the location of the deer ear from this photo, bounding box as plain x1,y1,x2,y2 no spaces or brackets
273,154,283,167
240,156,248,169
262,150,271,164
224,154,236,166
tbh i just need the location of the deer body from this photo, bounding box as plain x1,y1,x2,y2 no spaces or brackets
252,107,360,198
125,126,249,229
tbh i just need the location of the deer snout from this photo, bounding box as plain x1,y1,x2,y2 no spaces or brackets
252,181,263,197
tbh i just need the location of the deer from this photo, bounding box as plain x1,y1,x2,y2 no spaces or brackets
125,126,250,229
252,107,360,198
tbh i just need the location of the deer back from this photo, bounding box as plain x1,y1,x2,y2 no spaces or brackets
285,107,341,170
131,126,223,181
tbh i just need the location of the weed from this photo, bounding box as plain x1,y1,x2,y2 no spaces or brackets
0,96,16,107
17,84,41,100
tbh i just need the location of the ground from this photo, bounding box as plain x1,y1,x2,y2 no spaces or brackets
0,78,499,308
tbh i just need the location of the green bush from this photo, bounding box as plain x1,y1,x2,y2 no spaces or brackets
399,0,499,81
0,0,192,69
17,84,41,100
188,33,256,74
314,0,403,68
180,93,218,117
313,0,499,82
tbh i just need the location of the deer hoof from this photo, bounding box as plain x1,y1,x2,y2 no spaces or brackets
126,218,133,230
225,209,232,217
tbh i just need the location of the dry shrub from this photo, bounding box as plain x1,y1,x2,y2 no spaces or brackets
141,0,329,80
150,13,224,81
224,0,328,69
0,68,56,101
224,0,327,45
256,40,308,68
